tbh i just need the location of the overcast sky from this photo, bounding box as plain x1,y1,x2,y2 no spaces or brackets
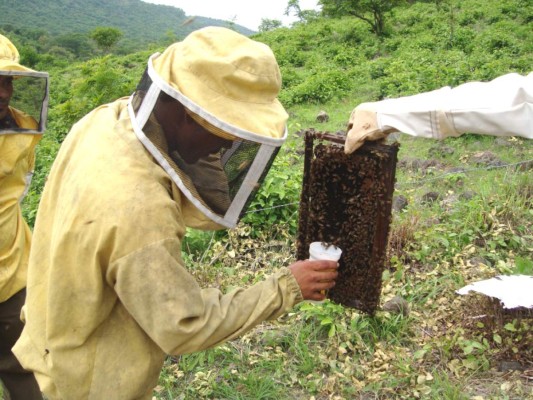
142,0,320,31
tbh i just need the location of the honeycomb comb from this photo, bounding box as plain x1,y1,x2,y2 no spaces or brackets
297,130,399,314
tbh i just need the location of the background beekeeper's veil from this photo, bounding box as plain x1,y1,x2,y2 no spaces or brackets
128,27,288,228
0,34,49,135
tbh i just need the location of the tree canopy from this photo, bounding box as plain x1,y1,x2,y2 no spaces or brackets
259,19,283,32
319,0,404,36
90,27,123,53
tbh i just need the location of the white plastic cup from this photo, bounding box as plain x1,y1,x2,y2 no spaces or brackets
309,242,342,298
309,242,342,262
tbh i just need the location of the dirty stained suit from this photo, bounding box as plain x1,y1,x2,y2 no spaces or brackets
13,99,303,399
0,107,42,399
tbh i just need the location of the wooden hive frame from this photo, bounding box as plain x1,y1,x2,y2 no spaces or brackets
297,130,399,314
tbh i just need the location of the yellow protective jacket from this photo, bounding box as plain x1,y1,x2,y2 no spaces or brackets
13,99,303,400
0,107,39,302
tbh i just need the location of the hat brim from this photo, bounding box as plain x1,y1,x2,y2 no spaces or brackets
0,60,36,73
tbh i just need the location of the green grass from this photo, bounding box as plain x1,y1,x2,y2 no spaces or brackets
150,109,532,399
14,0,532,397
17,96,532,400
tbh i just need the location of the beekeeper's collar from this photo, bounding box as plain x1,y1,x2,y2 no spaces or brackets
128,27,288,229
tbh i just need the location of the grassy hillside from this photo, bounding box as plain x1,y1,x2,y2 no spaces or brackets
0,0,253,54
256,0,532,109
10,0,533,398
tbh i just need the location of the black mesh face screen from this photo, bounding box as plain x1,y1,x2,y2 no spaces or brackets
136,69,152,92
0,72,48,134
169,134,264,218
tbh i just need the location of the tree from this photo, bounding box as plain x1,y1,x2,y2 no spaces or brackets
258,18,283,32
90,27,123,53
319,0,403,36
18,45,40,69
285,0,321,24
285,0,303,19
55,33,94,59
163,29,178,46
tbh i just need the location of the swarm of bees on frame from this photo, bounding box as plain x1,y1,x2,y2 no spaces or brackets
297,130,399,314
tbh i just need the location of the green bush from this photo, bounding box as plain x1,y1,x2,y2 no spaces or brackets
242,144,303,235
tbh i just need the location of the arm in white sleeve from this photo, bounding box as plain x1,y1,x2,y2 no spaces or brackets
374,72,533,140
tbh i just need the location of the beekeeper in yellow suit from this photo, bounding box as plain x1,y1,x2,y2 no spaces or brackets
13,27,338,399
345,72,532,153
0,34,48,399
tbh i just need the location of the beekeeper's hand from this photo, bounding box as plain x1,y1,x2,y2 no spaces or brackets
345,103,395,154
289,260,339,301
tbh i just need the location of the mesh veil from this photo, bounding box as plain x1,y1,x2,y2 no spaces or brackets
0,70,49,135
128,62,284,228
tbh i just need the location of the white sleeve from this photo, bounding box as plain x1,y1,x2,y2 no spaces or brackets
373,72,533,140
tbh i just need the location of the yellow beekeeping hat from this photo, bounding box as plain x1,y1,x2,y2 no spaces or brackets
0,34,35,73
152,27,288,140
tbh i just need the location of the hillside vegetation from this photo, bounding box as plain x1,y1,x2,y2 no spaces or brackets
0,0,253,56
257,0,532,107
6,0,533,399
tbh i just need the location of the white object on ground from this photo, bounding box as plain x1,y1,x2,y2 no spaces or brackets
456,275,533,309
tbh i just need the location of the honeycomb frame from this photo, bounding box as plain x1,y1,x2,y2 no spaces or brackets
297,130,399,314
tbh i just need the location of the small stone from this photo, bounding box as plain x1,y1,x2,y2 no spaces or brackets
382,295,410,316
498,360,524,372
470,151,503,166
421,191,440,204
460,190,477,200
469,257,490,267
494,137,511,147
428,145,455,157
316,110,329,123
392,195,408,212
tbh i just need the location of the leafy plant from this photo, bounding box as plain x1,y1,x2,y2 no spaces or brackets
13,1,533,399
514,256,533,275
90,27,123,53
242,143,303,235
319,0,404,36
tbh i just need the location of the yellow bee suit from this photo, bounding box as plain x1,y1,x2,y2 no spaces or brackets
13,99,303,400
0,107,39,302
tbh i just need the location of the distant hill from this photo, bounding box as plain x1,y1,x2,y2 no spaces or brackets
0,0,254,50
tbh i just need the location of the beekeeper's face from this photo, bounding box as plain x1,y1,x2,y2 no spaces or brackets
154,95,232,164
0,75,13,120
